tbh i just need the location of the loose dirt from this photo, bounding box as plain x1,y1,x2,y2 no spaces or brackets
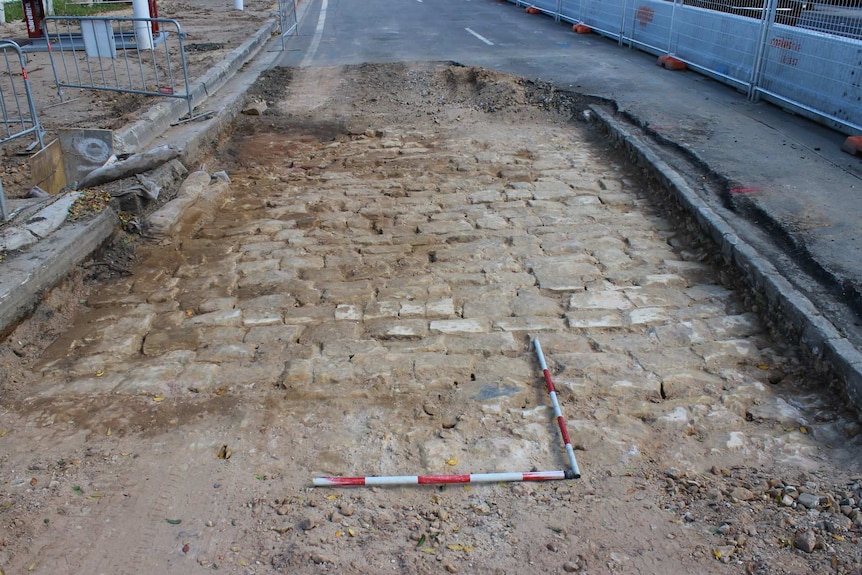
2,60,862,575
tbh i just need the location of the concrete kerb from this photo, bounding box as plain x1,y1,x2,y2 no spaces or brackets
0,209,116,339
588,104,862,411
113,18,279,155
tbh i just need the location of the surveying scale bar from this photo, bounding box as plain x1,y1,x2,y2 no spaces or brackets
313,470,576,487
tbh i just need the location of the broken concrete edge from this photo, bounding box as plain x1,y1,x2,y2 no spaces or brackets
0,208,117,339
113,18,279,155
588,104,862,413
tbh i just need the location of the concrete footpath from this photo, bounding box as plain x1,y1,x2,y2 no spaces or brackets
2,0,862,409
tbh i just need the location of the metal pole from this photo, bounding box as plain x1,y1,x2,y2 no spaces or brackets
132,0,153,50
0,177,7,222
533,338,581,478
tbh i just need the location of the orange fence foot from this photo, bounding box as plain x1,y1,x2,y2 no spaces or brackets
657,55,687,71
526,6,541,13
572,24,592,33
842,136,862,157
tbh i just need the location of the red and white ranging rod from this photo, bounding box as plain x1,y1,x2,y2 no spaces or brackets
312,337,581,487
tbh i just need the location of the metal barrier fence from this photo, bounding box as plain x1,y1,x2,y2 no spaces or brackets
42,16,195,120
0,40,45,151
279,0,299,50
514,0,862,134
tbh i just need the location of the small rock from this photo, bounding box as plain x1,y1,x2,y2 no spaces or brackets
339,503,355,517
444,563,458,573
546,542,558,552
299,517,317,531
372,510,395,527
797,493,820,509
438,509,449,522
311,552,335,564
563,560,580,573
276,505,290,516
793,529,817,553
780,495,795,507
730,487,756,501
242,100,268,116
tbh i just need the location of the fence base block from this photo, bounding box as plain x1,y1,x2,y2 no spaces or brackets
573,24,592,34
842,136,862,157
526,6,541,13
658,55,687,71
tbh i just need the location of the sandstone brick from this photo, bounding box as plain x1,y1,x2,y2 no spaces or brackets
280,359,313,387
198,297,238,313
364,301,401,320
430,319,488,334
365,319,428,340
142,328,201,356
529,257,602,291
185,309,242,327
246,324,303,345
566,311,625,329
705,313,761,339
335,304,363,321
197,343,255,363
493,317,565,332
627,307,670,326
242,311,284,327
569,290,632,310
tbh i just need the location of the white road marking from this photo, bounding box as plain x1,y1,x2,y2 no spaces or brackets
465,27,494,46
301,0,329,67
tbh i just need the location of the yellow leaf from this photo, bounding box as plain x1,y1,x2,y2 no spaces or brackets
799,426,808,434
712,548,722,560
446,458,458,466
757,364,770,370
28,564,36,572
185,310,193,317
832,534,846,542
121,452,131,456
0,428,7,437
447,544,474,552
325,494,339,500
153,397,165,402
348,528,356,537
95,370,105,377
106,428,112,436
87,493,104,499
421,547,436,554
238,559,247,567
335,530,343,537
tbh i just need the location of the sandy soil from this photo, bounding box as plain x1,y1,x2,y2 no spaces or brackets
1,20,862,575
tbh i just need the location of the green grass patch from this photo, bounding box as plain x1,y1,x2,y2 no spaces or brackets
4,1,131,24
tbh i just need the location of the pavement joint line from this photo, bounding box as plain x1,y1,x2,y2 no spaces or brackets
588,104,862,413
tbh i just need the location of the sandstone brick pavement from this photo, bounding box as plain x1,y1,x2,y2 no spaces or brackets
29,65,810,477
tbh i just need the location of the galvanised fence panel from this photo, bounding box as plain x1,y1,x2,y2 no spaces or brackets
755,25,862,132
279,0,299,50
559,0,583,22
621,0,675,55
0,40,45,151
517,0,563,16
42,16,195,120
504,0,862,134
670,5,762,88
579,0,627,39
